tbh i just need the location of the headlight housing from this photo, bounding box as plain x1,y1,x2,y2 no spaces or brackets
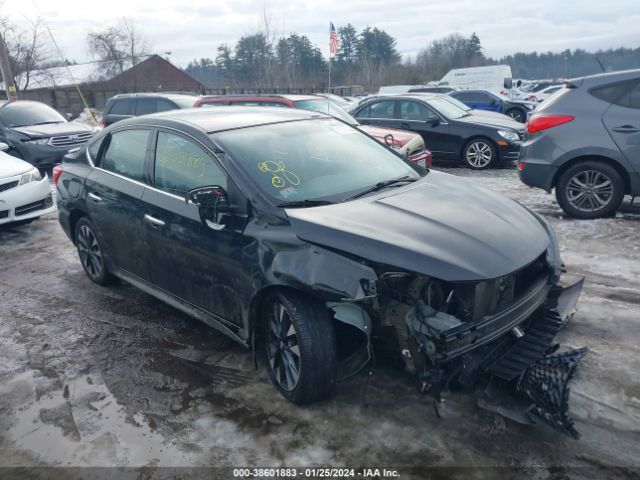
24,138,49,145
498,130,520,142
19,168,42,185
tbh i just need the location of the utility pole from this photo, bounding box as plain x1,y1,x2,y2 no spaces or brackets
0,32,17,101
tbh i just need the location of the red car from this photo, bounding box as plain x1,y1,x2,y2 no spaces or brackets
194,95,432,168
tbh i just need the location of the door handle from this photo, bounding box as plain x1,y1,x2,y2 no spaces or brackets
612,125,639,133
400,122,411,128
143,214,166,227
88,192,102,202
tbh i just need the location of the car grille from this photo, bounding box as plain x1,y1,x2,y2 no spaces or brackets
0,180,19,193
48,132,93,148
0,210,8,219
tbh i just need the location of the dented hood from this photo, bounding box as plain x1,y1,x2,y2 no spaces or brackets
285,171,550,282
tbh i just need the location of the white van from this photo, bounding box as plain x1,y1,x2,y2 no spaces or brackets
439,65,513,93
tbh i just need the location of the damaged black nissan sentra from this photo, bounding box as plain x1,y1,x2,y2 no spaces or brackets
55,107,587,437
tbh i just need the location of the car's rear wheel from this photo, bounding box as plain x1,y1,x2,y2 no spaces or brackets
506,108,525,123
262,289,336,404
556,161,624,219
463,139,497,169
75,217,113,285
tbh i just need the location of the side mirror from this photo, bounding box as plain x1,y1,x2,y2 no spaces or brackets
503,78,513,89
65,112,74,121
0,142,9,151
428,117,440,127
490,99,497,106
186,185,230,230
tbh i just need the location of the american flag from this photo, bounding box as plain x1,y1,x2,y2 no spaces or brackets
330,22,339,56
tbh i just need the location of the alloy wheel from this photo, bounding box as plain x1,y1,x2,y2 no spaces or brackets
565,170,614,213
77,224,103,279
466,141,493,168
266,301,300,392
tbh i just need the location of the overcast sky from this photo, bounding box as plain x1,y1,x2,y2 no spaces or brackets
2,0,639,67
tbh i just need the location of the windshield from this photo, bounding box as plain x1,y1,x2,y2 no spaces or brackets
213,118,420,205
442,95,472,112
294,99,358,126
0,102,66,128
426,97,467,119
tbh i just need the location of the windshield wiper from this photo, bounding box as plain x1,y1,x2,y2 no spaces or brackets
345,175,418,201
30,121,64,126
277,199,335,208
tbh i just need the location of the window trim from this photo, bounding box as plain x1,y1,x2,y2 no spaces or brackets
95,127,154,184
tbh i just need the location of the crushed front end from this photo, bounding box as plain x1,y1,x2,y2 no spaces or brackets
367,251,586,438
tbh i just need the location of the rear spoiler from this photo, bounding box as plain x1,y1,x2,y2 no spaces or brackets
563,78,583,89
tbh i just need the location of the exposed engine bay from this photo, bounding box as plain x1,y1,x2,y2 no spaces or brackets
333,254,587,438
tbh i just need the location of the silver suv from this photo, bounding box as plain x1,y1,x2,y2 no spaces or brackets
518,69,640,219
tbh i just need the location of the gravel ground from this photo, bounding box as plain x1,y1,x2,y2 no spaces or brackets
1,166,639,479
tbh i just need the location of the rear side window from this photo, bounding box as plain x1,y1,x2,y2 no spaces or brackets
589,81,632,104
88,137,103,162
109,99,133,115
101,129,149,182
154,131,227,196
609,81,640,109
135,98,156,115
156,99,177,112
358,100,395,119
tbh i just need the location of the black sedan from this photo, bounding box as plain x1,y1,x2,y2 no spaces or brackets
55,107,586,436
351,94,524,169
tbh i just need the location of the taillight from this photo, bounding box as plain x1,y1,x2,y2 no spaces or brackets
101,119,106,128
53,165,63,186
526,114,574,134
518,162,526,171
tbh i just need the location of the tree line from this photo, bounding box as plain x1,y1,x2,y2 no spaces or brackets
1,13,639,93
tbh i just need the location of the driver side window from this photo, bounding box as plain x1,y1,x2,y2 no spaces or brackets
154,131,227,196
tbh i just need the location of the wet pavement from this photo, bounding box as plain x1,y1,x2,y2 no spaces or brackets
1,167,639,479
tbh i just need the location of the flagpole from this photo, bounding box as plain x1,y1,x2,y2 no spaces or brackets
328,22,332,93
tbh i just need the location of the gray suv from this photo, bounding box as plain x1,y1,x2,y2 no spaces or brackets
101,93,199,127
518,69,640,219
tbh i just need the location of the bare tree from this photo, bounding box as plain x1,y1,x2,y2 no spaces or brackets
0,16,49,91
87,17,150,86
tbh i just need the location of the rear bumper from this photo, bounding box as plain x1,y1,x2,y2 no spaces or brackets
518,161,557,192
0,175,56,225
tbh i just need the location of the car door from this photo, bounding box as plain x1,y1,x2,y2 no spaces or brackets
396,100,453,157
602,80,640,174
354,100,398,130
85,128,152,280
140,129,250,327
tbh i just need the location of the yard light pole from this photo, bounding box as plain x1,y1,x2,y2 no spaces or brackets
0,32,18,101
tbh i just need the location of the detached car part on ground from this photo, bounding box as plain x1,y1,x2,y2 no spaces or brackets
0,142,55,226
56,107,586,438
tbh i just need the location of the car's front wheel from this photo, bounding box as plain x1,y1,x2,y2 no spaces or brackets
556,161,624,219
463,139,497,169
262,289,336,404
75,217,113,285
506,108,526,123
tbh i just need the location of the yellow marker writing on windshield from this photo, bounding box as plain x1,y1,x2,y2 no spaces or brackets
258,161,301,189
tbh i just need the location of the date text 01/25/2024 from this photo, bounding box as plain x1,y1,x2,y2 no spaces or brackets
233,468,400,478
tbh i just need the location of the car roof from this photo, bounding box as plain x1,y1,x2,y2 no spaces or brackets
120,106,328,133
199,94,319,102
110,92,198,100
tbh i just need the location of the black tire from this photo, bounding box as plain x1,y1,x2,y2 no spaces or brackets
506,108,526,123
262,289,336,404
75,217,113,285
555,161,624,219
463,138,497,170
